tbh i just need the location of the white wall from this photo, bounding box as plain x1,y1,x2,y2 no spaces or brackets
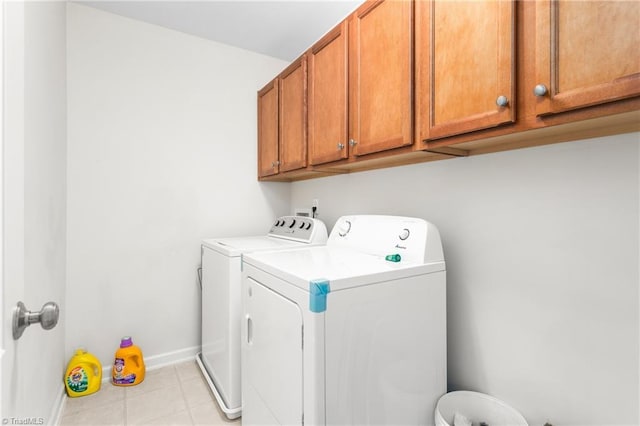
291,133,640,426
66,4,289,367
2,0,67,421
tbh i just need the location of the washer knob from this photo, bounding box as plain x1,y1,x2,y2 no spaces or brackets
399,228,410,240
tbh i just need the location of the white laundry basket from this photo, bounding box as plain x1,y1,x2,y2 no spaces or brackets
435,391,528,426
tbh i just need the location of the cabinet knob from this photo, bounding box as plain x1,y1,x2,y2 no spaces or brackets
534,84,548,97
337,143,345,150
271,160,280,168
496,95,509,107
349,139,357,147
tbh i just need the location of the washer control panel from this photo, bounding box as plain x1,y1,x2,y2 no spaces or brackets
268,216,328,244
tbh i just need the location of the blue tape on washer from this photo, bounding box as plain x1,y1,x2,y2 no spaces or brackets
309,279,331,313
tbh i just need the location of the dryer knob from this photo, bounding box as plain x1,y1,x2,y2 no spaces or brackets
399,228,410,241
338,220,352,237
289,219,296,228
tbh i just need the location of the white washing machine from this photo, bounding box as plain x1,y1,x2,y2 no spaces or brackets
241,215,446,425
197,216,328,419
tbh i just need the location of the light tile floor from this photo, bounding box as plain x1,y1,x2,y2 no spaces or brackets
60,360,240,425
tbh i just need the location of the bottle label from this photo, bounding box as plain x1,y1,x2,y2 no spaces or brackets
113,357,136,384
67,366,89,393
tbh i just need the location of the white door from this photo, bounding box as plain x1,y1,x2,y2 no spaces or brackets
242,277,303,425
1,0,26,419
2,1,67,420
0,0,4,418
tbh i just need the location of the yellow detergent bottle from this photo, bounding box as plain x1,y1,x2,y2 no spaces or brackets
65,349,102,397
112,336,145,386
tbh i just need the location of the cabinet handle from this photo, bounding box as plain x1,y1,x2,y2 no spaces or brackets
337,143,345,150
534,84,548,97
349,139,357,147
496,95,509,107
271,160,280,168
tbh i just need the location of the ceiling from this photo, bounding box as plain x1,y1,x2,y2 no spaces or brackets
79,0,363,62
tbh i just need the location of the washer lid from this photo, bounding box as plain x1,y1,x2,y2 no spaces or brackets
243,246,445,292
202,236,308,257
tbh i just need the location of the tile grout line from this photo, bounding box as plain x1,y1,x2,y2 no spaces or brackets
175,364,197,425
123,384,128,426
125,364,183,425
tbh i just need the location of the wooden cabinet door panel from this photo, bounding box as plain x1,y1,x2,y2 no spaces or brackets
416,0,515,142
258,80,279,178
535,0,640,115
308,22,349,166
350,0,413,156
279,57,307,172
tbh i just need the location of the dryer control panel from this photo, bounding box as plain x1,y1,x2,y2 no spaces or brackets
269,216,328,244
328,215,444,265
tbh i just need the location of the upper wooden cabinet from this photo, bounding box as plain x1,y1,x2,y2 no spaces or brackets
258,57,307,179
279,57,308,172
308,22,349,166
308,0,413,166
257,79,279,178
534,0,640,116
415,0,515,142
258,0,640,182
349,0,413,156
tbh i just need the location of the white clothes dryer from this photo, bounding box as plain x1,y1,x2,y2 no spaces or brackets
241,215,446,425
197,216,327,419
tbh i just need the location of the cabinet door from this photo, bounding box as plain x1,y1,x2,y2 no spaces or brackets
279,57,307,172
308,22,349,166
416,0,515,142
349,0,413,156
534,0,640,115
257,79,279,178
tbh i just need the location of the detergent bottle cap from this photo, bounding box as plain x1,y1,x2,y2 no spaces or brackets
120,336,133,348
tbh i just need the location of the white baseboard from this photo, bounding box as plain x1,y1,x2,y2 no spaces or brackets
49,384,66,426
145,345,201,371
